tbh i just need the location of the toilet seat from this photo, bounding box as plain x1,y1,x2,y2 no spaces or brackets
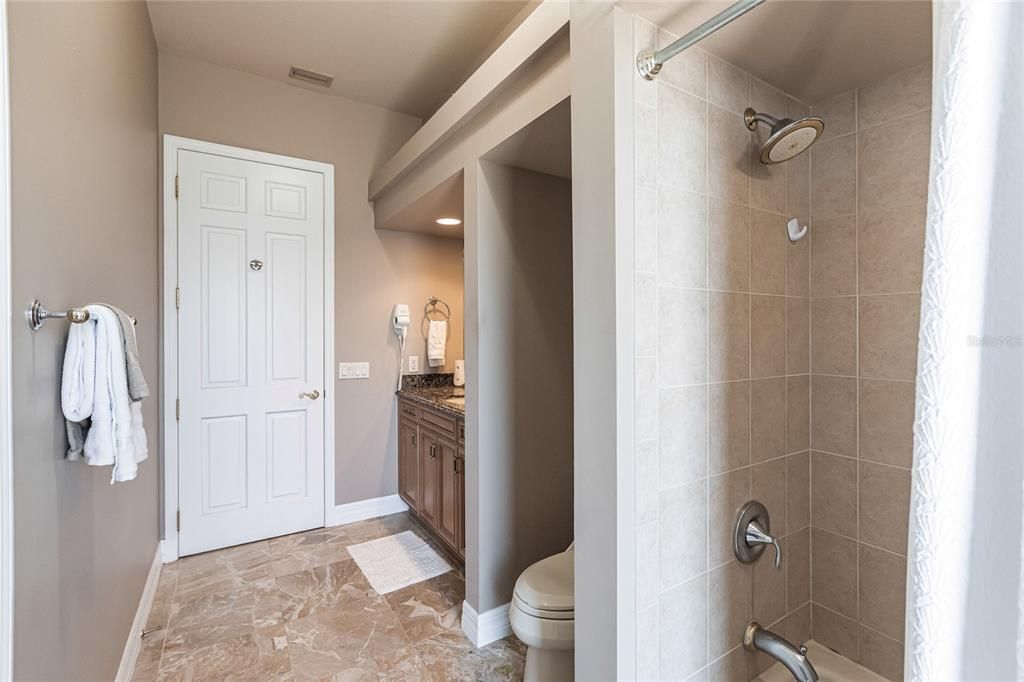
512,550,574,619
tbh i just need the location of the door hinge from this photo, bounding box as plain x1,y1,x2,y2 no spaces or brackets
175,398,181,421
176,510,181,531
175,287,181,309
174,174,180,199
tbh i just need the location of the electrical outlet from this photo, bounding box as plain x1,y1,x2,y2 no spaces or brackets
338,362,370,380
408,355,420,373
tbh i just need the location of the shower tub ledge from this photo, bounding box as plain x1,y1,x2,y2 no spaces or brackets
755,640,889,682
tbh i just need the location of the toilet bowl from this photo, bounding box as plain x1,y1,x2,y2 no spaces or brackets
509,546,574,682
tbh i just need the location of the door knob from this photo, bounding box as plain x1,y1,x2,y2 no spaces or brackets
299,390,321,400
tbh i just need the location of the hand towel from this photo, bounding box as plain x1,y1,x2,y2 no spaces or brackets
103,304,149,401
427,320,447,368
61,304,146,483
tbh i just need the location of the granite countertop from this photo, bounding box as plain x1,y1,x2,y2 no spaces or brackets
398,386,465,417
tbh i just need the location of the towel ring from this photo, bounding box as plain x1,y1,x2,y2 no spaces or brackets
424,296,451,321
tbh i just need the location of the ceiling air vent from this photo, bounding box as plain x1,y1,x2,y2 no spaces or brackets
288,65,334,88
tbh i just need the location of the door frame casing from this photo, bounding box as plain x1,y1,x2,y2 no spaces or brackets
160,135,336,562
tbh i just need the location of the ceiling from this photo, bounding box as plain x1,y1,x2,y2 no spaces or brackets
622,0,931,104
147,0,530,118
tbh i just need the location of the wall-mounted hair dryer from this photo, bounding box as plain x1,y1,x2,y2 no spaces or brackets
392,304,410,390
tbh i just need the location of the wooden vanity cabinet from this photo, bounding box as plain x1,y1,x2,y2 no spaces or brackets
397,396,465,561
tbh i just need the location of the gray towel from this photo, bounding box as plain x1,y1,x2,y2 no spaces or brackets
65,304,147,460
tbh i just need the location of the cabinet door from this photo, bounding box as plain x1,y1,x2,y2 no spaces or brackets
436,438,459,549
418,430,440,528
399,420,418,509
456,446,465,559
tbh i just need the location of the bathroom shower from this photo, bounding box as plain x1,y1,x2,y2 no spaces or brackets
744,108,826,164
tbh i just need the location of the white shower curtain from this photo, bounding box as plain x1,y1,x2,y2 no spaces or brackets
905,1,1023,680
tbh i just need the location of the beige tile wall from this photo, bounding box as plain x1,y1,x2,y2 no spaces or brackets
808,63,931,681
633,17,814,681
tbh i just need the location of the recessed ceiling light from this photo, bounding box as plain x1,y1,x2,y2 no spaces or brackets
436,217,462,226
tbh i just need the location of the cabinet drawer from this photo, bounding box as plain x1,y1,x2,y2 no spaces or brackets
421,409,456,437
399,400,420,420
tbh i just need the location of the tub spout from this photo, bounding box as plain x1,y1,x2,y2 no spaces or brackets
744,622,818,682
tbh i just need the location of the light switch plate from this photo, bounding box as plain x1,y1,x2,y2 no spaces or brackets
338,362,370,380
408,355,420,373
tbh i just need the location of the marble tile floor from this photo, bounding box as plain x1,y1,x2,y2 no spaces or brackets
133,513,526,681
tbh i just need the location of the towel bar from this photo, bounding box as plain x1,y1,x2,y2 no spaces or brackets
26,299,137,331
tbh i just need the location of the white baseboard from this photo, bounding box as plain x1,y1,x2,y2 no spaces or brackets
328,494,408,527
461,600,511,648
115,541,163,682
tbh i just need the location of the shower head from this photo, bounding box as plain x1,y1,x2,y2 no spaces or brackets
744,108,824,164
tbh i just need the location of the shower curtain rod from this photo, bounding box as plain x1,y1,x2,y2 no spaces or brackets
636,0,766,80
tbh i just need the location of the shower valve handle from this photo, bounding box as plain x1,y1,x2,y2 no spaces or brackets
746,520,782,570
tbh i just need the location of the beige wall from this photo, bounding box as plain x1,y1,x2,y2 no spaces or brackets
808,63,931,680
464,161,573,613
158,53,464,506
631,16,814,680
8,2,160,679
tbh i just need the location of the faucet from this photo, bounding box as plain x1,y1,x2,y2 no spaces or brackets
744,622,818,682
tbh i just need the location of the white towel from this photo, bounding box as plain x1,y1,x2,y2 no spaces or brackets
427,320,447,368
62,305,147,483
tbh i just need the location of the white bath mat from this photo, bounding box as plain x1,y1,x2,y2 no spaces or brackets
346,530,452,594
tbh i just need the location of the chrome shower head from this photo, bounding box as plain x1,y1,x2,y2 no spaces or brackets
744,108,824,164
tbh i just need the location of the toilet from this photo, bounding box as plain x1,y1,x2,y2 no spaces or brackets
509,544,574,682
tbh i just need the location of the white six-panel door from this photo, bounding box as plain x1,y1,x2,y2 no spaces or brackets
177,150,325,556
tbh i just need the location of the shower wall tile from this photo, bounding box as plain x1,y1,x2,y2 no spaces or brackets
786,235,810,297
786,376,810,454
810,452,858,537
810,134,857,221
632,23,815,679
787,527,811,608
859,626,905,681
810,214,857,296
810,376,857,456
659,573,709,679
656,29,707,98
810,296,857,376
812,604,860,660
859,545,907,641
708,55,750,115
709,468,751,567
858,62,932,130
657,186,707,288
859,293,921,381
709,106,751,204
635,103,657,189
859,462,911,554
786,298,809,373
634,185,658,274
659,385,708,488
660,479,709,588
787,452,811,530
807,74,931,668
709,292,751,381
859,202,926,294
709,561,752,659
857,110,931,213
811,528,858,618
812,90,856,142
658,287,707,385
709,381,751,474
750,378,786,463
750,209,787,294
657,84,707,193
708,199,750,292
859,379,915,468
751,295,786,378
